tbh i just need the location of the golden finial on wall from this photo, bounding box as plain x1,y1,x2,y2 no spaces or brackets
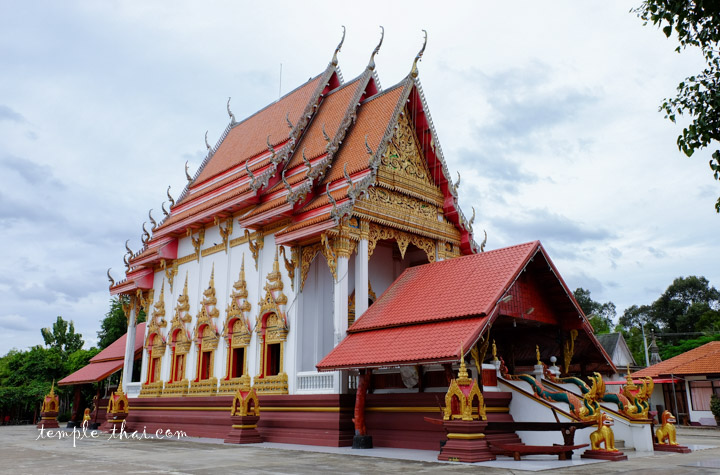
536,345,541,365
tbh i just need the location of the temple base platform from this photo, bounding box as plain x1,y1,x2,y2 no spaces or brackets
654,443,691,453
37,412,58,429
123,392,516,450
581,449,628,461
225,415,262,444
437,420,495,463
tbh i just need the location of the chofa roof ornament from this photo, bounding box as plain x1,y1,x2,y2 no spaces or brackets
331,25,346,67
166,185,175,207
367,26,384,71
227,97,236,125
410,29,427,79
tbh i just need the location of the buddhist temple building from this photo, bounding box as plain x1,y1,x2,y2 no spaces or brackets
106,31,664,453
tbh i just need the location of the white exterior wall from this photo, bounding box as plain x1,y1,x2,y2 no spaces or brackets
685,376,715,424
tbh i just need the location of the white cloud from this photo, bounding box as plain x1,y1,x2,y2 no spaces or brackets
0,0,718,353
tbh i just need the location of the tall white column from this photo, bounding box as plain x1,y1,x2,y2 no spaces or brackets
333,256,349,346
122,296,137,388
333,230,352,347
355,220,370,318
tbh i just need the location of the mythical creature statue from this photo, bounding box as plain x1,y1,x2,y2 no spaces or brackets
500,359,598,421
656,410,679,446
590,412,618,451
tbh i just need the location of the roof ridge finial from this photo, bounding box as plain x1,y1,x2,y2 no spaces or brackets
410,29,427,79
331,25,346,67
166,185,175,207
367,26,384,71
185,160,192,183
227,97,236,125
281,168,292,192
204,130,211,151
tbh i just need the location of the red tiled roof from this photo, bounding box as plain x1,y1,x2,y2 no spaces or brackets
350,242,539,332
633,341,720,377
59,323,145,385
317,317,489,370
58,359,125,386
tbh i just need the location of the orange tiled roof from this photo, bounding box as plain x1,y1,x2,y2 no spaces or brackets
324,83,405,181
193,75,323,186
633,341,720,377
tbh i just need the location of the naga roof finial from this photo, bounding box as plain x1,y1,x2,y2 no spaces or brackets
161,201,169,217
148,209,157,230
107,268,115,287
285,112,293,130
166,186,175,207
326,182,337,211
266,134,276,157
480,229,487,252
322,123,330,142
125,239,132,256
302,148,311,170
365,134,374,156
331,25,346,67
367,26,384,71
142,222,150,244
245,159,256,185
410,29,427,79
227,97,236,125
343,163,353,188
204,130,211,151
469,206,475,228
185,161,192,183
281,169,292,192
453,171,461,193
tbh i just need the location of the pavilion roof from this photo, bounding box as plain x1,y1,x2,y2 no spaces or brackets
317,242,614,371
632,341,720,377
59,323,145,385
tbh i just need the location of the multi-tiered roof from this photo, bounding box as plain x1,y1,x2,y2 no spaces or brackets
111,29,477,295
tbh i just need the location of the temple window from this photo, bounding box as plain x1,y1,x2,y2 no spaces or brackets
231,347,245,378
265,343,281,376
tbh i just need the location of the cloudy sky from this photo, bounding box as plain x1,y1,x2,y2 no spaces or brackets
1,1,718,355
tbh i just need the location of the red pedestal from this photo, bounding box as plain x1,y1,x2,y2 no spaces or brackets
224,415,262,444
100,412,128,434
581,449,628,461
37,411,59,429
438,420,496,463
654,443,691,453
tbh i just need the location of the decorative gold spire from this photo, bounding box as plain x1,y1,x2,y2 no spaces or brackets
536,345,541,365
492,339,498,361
49,379,55,397
367,25,384,71
457,345,471,386
331,25,346,67
117,372,124,395
410,29,427,79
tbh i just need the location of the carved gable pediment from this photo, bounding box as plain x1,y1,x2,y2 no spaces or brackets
377,110,444,205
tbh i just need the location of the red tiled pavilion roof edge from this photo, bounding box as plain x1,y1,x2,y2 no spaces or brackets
632,341,720,378
58,323,145,386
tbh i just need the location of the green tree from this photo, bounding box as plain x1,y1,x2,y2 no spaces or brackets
97,297,146,350
635,1,720,212
652,275,720,333
573,288,616,334
40,316,83,358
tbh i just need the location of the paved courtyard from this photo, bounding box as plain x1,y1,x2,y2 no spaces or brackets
3,424,720,474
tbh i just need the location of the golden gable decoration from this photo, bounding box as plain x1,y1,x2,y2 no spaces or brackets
256,248,288,333
223,254,252,347
377,110,444,205
144,280,168,350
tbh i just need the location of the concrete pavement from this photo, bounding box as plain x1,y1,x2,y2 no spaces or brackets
3,424,719,474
